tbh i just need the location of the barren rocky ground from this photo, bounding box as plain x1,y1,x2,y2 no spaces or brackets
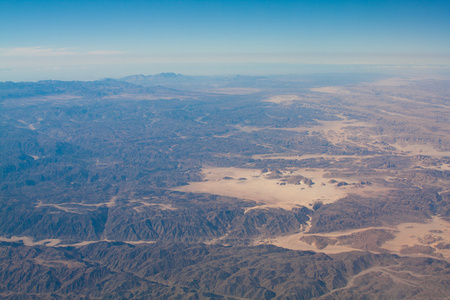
1,73,449,299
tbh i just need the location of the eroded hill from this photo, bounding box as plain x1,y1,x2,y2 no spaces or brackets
1,74,449,298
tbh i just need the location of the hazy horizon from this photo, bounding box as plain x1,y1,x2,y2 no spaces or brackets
1,0,450,81
2,63,450,83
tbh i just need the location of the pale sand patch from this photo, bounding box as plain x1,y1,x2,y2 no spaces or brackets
257,234,361,255
105,195,117,207
259,226,392,255
252,153,379,161
310,86,347,94
232,115,372,136
0,236,156,248
310,77,413,95
277,116,373,148
392,143,450,157
61,239,156,247
390,95,450,110
0,236,61,247
252,154,311,160
173,167,373,210
31,95,83,102
124,240,157,245
17,119,37,130
439,189,450,196
382,216,450,259
35,201,85,214
376,109,422,120
415,163,450,171
264,216,450,259
368,77,413,87
64,240,100,247
130,200,177,213
34,258,86,268
304,226,395,237
320,265,425,298
233,124,268,133
306,116,372,133
233,116,375,153
95,159,120,167
264,95,301,104
35,196,117,214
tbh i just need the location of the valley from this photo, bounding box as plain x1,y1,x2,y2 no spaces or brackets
0,73,449,298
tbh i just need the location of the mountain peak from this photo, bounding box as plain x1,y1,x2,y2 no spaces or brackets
154,72,181,78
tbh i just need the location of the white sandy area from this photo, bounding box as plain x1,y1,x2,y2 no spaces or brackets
0,236,61,247
376,109,422,120
262,216,450,259
131,200,177,213
310,77,413,94
390,95,450,110
66,239,156,247
233,124,268,133
276,116,374,148
35,201,86,214
173,167,376,210
319,265,428,299
259,225,392,255
416,163,450,171
233,116,371,136
392,143,450,158
34,258,86,268
258,234,362,254
34,95,83,101
264,95,301,104
368,77,413,87
310,86,348,94
0,236,156,248
252,153,381,164
36,196,118,213
16,119,37,130
382,216,450,259
306,116,372,133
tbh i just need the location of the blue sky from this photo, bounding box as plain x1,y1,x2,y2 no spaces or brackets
1,0,450,81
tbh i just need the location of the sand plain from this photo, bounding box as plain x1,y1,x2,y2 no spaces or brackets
257,216,450,260
173,167,380,210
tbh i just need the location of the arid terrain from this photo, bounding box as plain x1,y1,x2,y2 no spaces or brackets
0,73,449,299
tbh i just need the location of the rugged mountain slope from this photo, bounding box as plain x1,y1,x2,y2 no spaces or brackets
1,241,448,299
1,75,450,298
